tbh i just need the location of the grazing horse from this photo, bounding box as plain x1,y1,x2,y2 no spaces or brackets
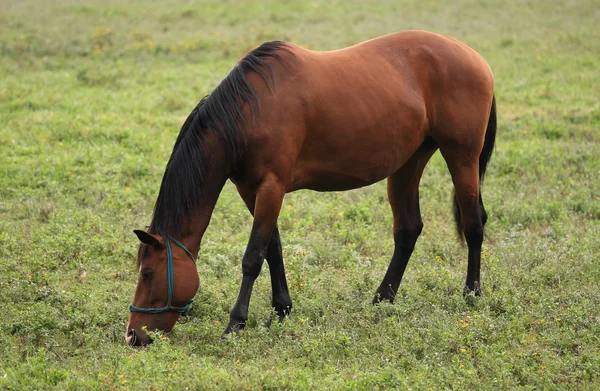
126,30,496,346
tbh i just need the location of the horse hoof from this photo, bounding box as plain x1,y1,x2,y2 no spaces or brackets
264,310,290,329
463,284,482,305
372,294,394,305
221,322,245,338
463,282,482,297
220,329,240,339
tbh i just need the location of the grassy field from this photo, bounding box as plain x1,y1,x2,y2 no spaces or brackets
1,0,599,389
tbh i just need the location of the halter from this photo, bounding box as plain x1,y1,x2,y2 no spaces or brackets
129,233,197,316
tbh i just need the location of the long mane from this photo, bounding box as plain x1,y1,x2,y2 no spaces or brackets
148,41,290,237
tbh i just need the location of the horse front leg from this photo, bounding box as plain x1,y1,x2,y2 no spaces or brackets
223,174,285,336
235,185,292,326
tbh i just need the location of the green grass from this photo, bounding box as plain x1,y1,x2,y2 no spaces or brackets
1,0,599,389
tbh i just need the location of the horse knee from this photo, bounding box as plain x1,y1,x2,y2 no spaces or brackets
242,252,265,277
394,222,423,252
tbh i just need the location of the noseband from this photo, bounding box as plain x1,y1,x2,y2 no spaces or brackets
129,233,197,316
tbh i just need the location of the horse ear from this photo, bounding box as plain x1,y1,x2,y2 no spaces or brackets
133,230,160,248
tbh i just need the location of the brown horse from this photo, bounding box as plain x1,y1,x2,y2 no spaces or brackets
126,30,496,346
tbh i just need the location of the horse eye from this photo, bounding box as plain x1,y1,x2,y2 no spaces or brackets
142,271,154,284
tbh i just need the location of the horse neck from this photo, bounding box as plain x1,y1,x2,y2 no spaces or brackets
175,135,231,256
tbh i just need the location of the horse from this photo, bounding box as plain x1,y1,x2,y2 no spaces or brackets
125,30,496,346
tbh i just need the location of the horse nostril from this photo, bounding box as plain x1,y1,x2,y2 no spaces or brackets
126,328,153,346
126,329,138,346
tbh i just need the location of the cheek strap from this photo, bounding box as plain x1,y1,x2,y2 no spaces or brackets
129,233,197,316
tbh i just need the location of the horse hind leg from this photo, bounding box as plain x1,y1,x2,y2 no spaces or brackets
373,140,437,303
441,146,485,296
442,96,496,296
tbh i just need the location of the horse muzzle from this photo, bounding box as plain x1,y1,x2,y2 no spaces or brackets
126,328,153,347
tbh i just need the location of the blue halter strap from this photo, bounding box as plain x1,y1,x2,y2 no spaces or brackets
129,233,197,316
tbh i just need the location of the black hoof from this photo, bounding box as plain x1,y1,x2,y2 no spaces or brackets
277,305,291,321
264,306,291,328
463,282,482,298
372,292,394,305
221,321,245,338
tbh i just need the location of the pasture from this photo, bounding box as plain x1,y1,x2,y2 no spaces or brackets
1,0,598,389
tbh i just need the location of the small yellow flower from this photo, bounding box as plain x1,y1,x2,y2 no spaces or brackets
466,315,471,319
300,318,306,323
556,317,561,321
462,323,470,328
28,275,32,279
460,348,466,353
122,379,128,384
459,364,464,368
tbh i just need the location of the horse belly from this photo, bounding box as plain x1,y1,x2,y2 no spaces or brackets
289,100,427,192
290,168,391,192
290,135,415,192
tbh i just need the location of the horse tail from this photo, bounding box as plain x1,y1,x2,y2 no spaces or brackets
453,95,497,238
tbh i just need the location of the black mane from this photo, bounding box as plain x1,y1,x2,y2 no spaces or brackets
148,41,290,237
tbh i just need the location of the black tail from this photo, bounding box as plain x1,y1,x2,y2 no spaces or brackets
453,95,497,237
